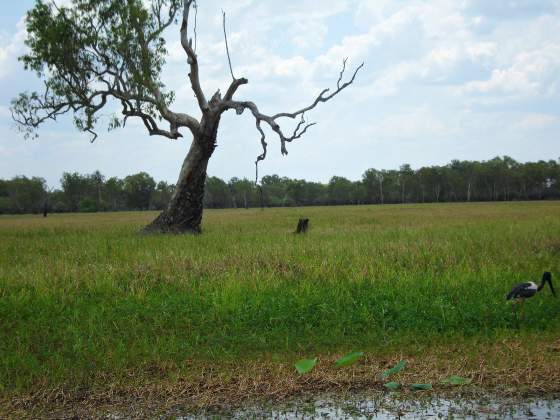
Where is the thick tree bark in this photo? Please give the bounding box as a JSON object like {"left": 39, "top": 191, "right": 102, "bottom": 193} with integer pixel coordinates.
{"left": 144, "top": 119, "right": 219, "bottom": 234}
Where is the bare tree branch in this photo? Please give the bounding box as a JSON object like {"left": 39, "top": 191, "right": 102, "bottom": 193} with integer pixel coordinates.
{"left": 193, "top": 1, "right": 198, "bottom": 52}
{"left": 273, "top": 62, "right": 364, "bottom": 120}
{"left": 224, "top": 77, "right": 248, "bottom": 101}
{"left": 220, "top": 60, "right": 364, "bottom": 182}
{"left": 222, "top": 10, "right": 236, "bottom": 81}
{"left": 181, "top": 0, "right": 208, "bottom": 112}
{"left": 254, "top": 120, "right": 267, "bottom": 184}
{"left": 337, "top": 57, "right": 348, "bottom": 90}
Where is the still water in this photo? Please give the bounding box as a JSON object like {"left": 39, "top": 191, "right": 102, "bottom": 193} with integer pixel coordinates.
{"left": 178, "top": 393, "right": 560, "bottom": 419}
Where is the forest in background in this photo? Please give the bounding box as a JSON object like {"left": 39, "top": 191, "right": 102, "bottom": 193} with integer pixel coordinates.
{"left": 1, "top": 156, "right": 559, "bottom": 214}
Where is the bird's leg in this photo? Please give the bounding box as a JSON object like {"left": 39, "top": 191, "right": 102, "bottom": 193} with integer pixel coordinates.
{"left": 511, "top": 299, "right": 523, "bottom": 329}
{"left": 520, "top": 299, "right": 526, "bottom": 322}
{"left": 512, "top": 299, "right": 521, "bottom": 313}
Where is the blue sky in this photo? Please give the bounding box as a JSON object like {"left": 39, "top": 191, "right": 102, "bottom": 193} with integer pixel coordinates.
{"left": 1, "top": 0, "right": 559, "bottom": 188}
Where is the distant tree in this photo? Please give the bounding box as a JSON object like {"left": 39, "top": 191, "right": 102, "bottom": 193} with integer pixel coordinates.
{"left": 0, "top": 180, "right": 9, "bottom": 214}
{"left": 2, "top": 156, "right": 559, "bottom": 215}
{"left": 79, "top": 197, "right": 98, "bottom": 213}
{"left": 228, "top": 178, "right": 255, "bottom": 209}
{"left": 5, "top": 176, "right": 47, "bottom": 214}
{"left": 350, "top": 180, "right": 366, "bottom": 205}
{"left": 286, "top": 179, "right": 307, "bottom": 206}
{"left": 61, "top": 172, "right": 91, "bottom": 211}
{"left": 104, "top": 177, "right": 125, "bottom": 211}
{"left": 398, "top": 164, "right": 414, "bottom": 204}
{"left": 152, "top": 181, "right": 174, "bottom": 210}
{"left": 362, "top": 169, "right": 385, "bottom": 204}
{"left": 91, "top": 170, "right": 105, "bottom": 211}
{"left": 545, "top": 160, "right": 560, "bottom": 198}
{"left": 328, "top": 176, "right": 353, "bottom": 205}
{"left": 204, "top": 177, "right": 230, "bottom": 209}
{"left": 304, "top": 181, "right": 328, "bottom": 206}
{"left": 48, "top": 189, "right": 67, "bottom": 213}
{"left": 261, "top": 175, "right": 288, "bottom": 207}
{"left": 123, "top": 172, "right": 156, "bottom": 210}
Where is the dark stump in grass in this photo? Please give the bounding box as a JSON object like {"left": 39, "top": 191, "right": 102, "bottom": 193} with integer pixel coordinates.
{"left": 296, "top": 218, "right": 309, "bottom": 234}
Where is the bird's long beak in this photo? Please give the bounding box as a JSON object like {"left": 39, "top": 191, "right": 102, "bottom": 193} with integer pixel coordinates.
{"left": 549, "top": 279, "right": 556, "bottom": 297}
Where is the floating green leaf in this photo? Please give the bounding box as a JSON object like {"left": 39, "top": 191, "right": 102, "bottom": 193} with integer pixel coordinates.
{"left": 441, "top": 375, "right": 471, "bottom": 386}
{"left": 379, "top": 360, "right": 407, "bottom": 380}
{"left": 295, "top": 358, "right": 317, "bottom": 374}
{"left": 335, "top": 351, "right": 364, "bottom": 368}
{"left": 410, "top": 383, "right": 432, "bottom": 391}
{"left": 384, "top": 381, "right": 401, "bottom": 391}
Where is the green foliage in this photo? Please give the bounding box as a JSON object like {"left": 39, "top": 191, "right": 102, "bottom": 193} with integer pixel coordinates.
{"left": 152, "top": 181, "right": 174, "bottom": 211}
{"left": 328, "top": 176, "right": 355, "bottom": 205}
{"left": 379, "top": 361, "right": 407, "bottom": 381}
{"left": 0, "top": 176, "right": 46, "bottom": 214}
{"left": 410, "top": 383, "right": 433, "bottom": 391}
{"left": 334, "top": 352, "right": 364, "bottom": 368}
{"left": 12, "top": 0, "right": 181, "bottom": 139}
{"left": 295, "top": 358, "right": 317, "bottom": 374}
{"left": 2, "top": 155, "right": 560, "bottom": 215}
{"left": 0, "top": 197, "right": 12, "bottom": 215}
{"left": 383, "top": 381, "right": 400, "bottom": 391}
{"left": 441, "top": 375, "right": 471, "bottom": 386}
{"left": 79, "top": 197, "right": 98, "bottom": 213}
{"left": 123, "top": 172, "right": 156, "bottom": 210}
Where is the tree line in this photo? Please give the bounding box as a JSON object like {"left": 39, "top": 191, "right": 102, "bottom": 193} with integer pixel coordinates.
{"left": 1, "top": 156, "right": 559, "bottom": 215}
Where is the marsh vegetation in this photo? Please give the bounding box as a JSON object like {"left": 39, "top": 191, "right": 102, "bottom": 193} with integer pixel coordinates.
{"left": 1, "top": 202, "right": 560, "bottom": 416}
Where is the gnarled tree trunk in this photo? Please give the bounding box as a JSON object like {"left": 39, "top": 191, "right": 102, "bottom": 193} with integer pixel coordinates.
{"left": 144, "top": 119, "right": 219, "bottom": 234}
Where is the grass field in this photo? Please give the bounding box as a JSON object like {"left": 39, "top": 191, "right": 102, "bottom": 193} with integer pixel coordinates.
{"left": 1, "top": 202, "right": 560, "bottom": 415}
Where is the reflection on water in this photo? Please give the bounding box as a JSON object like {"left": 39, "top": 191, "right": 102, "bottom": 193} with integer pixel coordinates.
{"left": 179, "top": 393, "right": 560, "bottom": 419}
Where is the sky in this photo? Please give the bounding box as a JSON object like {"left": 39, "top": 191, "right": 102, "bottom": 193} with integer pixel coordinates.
{"left": 0, "top": 0, "right": 559, "bottom": 188}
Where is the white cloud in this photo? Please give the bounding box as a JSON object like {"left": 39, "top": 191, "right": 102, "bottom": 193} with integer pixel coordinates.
{"left": 466, "top": 42, "right": 497, "bottom": 60}
{"left": 0, "top": 19, "right": 26, "bottom": 80}
{"left": 463, "top": 44, "right": 560, "bottom": 96}
{"left": 291, "top": 20, "right": 328, "bottom": 50}
{"left": 371, "top": 107, "right": 454, "bottom": 140}
{"left": 0, "top": 106, "right": 11, "bottom": 119}
{"left": 515, "top": 113, "right": 560, "bottom": 130}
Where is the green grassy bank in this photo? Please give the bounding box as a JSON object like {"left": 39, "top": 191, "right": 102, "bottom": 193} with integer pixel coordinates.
{"left": 1, "top": 202, "right": 560, "bottom": 396}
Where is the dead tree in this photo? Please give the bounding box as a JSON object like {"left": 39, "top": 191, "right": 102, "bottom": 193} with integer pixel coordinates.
{"left": 12, "top": 0, "right": 363, "bottom": 234}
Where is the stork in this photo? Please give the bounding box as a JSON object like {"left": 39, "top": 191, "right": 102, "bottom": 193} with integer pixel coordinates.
{"left": 506, "top": 272, "right": 556, "bottom": 320}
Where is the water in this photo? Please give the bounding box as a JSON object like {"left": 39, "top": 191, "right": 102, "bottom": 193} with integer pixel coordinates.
{"left": 176, "top": 393, "right": 560, "bottom": 419}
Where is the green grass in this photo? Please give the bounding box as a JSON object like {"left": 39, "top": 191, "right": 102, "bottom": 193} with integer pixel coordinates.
{"left": 1, "top": 202, "right": 560, "bottom": 393}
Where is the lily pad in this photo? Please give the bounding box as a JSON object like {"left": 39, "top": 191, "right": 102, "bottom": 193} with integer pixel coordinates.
{"left": 335, "top": 351, "right": 364, "bottom": 368}
{"left": 295, "top": 358, "right": 317, "bottom": 374}
{"left": 384, "top": 381, "right": 401, "bottom": 391}
{"left": 410, "top": 383, "right": 432, "bottom": 391}
{"left": 379, "top": 360, "right": 407, "bottom": 380}
{"left": 441, "top": 375, "right": 471, "bottom": 386}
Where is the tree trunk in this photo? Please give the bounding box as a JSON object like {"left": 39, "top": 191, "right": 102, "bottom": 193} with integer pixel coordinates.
{"left": 144, "top": 121, "right": 218, "bottom": 234}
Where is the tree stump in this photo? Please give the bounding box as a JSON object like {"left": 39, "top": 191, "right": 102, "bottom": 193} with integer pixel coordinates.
{"left": 295, "top": 218, "right": 309, "bottom": 234}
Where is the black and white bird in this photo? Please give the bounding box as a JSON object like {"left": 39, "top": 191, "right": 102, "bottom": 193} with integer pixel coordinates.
{"left": 507, "top": 272, "right": 556, "bottom": 301}
{"left": 506, "top": 272, "right": 555, "bottom": 320}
